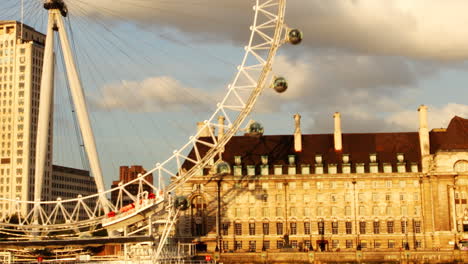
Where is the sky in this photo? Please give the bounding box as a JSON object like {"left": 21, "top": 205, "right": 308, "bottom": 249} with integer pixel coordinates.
{"left": 2, "top": 0, "right": 468, "bottom": 187}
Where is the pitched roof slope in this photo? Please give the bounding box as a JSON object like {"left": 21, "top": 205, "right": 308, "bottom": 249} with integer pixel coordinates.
{"left": 430, "top": 116, "right": 468, "bottom": 152}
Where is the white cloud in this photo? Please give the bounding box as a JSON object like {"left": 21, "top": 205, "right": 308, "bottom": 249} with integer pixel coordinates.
{"left": 69, "top": 0, "right": 468, "bottom": 60}
{"left": 387, "top": 103, "right": 468, "bottom": 131}
{"left": 90, "top": 76, "right": 214, "bottom": 112}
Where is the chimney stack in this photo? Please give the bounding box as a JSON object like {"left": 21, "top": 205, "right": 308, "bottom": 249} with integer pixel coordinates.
{"left": 418, "top": 105, "right": 430, "bottom": 157}
{"left": 334, "top": 112, "right": 343, "bottom": 152}
{"left": 218, "top": 116, "right": 225, "bottom": 140}
{"left": 294, "top": 114, "right": 302, "bottom": 152}
{"left": 197, "top": 122, "right": 211, "bottom": 137}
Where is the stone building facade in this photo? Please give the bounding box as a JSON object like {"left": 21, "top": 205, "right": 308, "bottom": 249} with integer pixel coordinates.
{"left": 0, "top": 21, "right": 52, "bottom": 219}
{"left": 176, "top": 106, "right": 468, "bottom": 253}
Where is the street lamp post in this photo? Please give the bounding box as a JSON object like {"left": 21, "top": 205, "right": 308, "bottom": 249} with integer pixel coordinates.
{"left": 215, "top": 179, "right": 221, "bottom": 252}
{"left": 352, "top": 180, "right": 360, "bottom": 250}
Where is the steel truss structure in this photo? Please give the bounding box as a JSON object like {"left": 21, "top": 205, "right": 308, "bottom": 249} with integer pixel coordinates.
{"left": 0, "top": 0, "right": 297, "bottom": 261}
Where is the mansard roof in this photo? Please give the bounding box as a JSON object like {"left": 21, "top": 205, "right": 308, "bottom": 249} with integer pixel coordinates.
{"left": 182, "top": 116, "right": 466, "bottom": 173}
{"left": 430, "top": 116, "right": 468, "bottom": 152}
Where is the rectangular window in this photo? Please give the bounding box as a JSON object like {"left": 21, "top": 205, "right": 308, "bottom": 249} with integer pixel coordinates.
{"left": 249, "top": 223, "right": 255, "bottom": 235}
{"left": 276, "top": 240, "right": 284, "bottom": 249}
{"left": 373, "top": 221, "right": 380, "bottom": 234}
{"left": 304, "top": 222, "right": 311, "bottom": 235}
{"left": 263, "top": 223, "right": 269, "bottom": 235}
{"left": 222, "top": 223, "right": 229, "bottom": 236}
{"left": 262, "top": 207, "right": 269, "bottom": 217}
{"left": 276, "top": 223, "right": 283, "bottom": 235}
{"left": 388, "top": 240, "right": 395, "bottom": 249}
{"left": 318, "top": 222, "right": 325, "bottom": 235}
{"left": 276, "top": 207, "right": 283, "bottom": 217}
{"left": 235, "top": 241, "right": 242, "bottom": 250}
{"left": 304, "top": 240, "right": 311, "bottom": 250}
{"left": 415, "top": 240, "right": 422, "bottom": 249}
{"left": 290, "top": 223, "right": 297, "bottom": 235}
{"left": 361, "top": 240, "right": 368, "bottom": 249}
{"left": 374, "top": 240, "right": 381, "bottom": 248}
{"left": 332, "top": 222, "right": 338, "bottom": 234}
{"left": 387, "top": 221, "right": 394, "bottom": 234}
{"left": 345, "top": 222, "right": 352, "bottom": 234}
{"left": 359, "top": 222, "right": 366, "bottom": 234}
{"left": 385, "top": 193, "right": 392, "bottom": 201}
{"left": 222, "top": 241, "right": 229, "bottom": 251}
{"left": 303, "top": 182, "right": 310, "bottom": 189}
{"left": 263, "top": 240, "right": 270, "bottom": 250}
{"left": 235, "top": 223, "right": 242, "bottom": 236}
{"left": 401, "top": 221, "right": 407, "bottom": 234}
{"left": 346, "top": 240, "right": 353, "bottom": 249}
{"left": 332, "top": 240, "right": 339, "bottom": 249}
{"left": 386, "top": 180, "right": 393, "bottom": 188}
{"left": 414, "top": 220, "right": 421, "bottom": 233}
{"left": 248, "top": 241, "right": 256, "bottom": 252}
{"left": 345, "top": 206, "right": 352, "bottom": 216}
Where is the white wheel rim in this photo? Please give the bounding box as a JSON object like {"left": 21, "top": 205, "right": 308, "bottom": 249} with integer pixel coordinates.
{"left": 0, "top": 0, "right": 288, "bottom": 238}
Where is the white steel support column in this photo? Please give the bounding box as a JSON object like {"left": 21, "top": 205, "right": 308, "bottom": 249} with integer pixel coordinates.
{"left": 55, "top": 14, "right": 109, "bottom": 212}
{"left": 33, "top": 11, "right": 56, "bottom": 220}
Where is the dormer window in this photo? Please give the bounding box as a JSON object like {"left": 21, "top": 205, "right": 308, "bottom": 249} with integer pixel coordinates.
{"left": 342, "top": 154, "right": 350, "bottom": 164}
{"left": 288, "top": 155, "right": 296, "bottom": 165}
{"left": 261, "top": 164, "right": 269, "bottom": 176}
{"left": 356, "top": 163, "right": 365, "bottom": 174}
{"left": 370, "top": 153, "right": 377, "bottom": 163}
{"left": 274, "top": 165, "right": 283, "bottom": 175}
{"left": 247, "top": 165, "right": 256, "bottom": 176}
{"left": 383, "top": 163, "right": 392, "bottom": 173}
{"left": 397, "top": 163, "right": 406, "bottom": 173}
{"left": 315, "top": 154, "right": 323, "bottom": 164}
{"left": 397, "top": 153, "right": 404, "bottom": 163}
{"left": 342, "top": 163, "right": 351, "bottom": 174}
{"left": 315, "top": 164, "right": 324, "bottom": 174}
{"left": 234, "top": 165, "right": 242, "bottom": 176}
{"left": 261, "top": 155, "right": 268, "bottom": 165}
{"left": 234, "top": 156, "right": 242, "bottom": 165}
